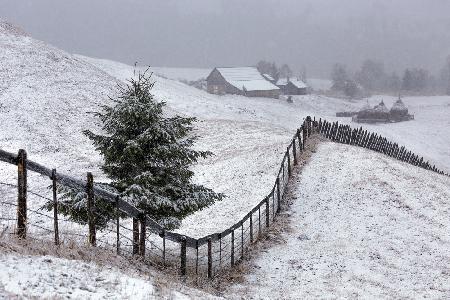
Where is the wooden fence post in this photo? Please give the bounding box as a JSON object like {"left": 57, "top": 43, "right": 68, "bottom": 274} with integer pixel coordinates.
{"left": 86, "top": 172, "right": 96, "bottom": 246}
{"left": 250, "top": 213, "right": 253, "bottom": 243}
{"left": 265, "top": 197, "right": 270, "bottom": 227}
{"left": 231, "top": 230, "right": 235, "bottom": 266}
{"left": 276, "top": 178, "right": 281, "bottom": 214}
{"left": 287, "top": 149, "right": 292, "bottom": 177}
{"left": 208, "top": 237, "right": 213, "bottom": 279}
{"left": 139, "top": 217, "right": 146, "bottom": 257}
{"left": 132, "top": 218, "right": 140, "bottom": 255}
{"left": 162, "top": 230, "right": 166, "bottom": 268}
{"left": 258, "top": 205, "right": 261, "bottom": 237}
{"left": 219, "top": 233, "right": 222, "bottom": 267}
{"left": 296, "top": 129, "right": 303, "bottom": 152}
{"left": 180, "top": 236, "right": 187, "bottom": 276}
{"left": 241, "top": 222, "right": 244, "bottom": 258}
{"left": 51, "top": 169, "right": 59, "bottom": 245}
{"left": 116, "top": 197, "right": 120, "bottom": 255}
{"left": 17, "top": 149, "right": 27, "bottom": 239}
{"left": 292, "top": 139, "right": 298, "bottom": 165}
{"left": 195, "top": 240, "right": 199, "bottom": 275}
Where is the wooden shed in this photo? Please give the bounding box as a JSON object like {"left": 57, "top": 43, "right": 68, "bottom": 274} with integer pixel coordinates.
{"left": 206, "top": 67, "right": 280, "bottom": 99}
{"left": 276, "top": 78, "right": 308, "bottom": 95}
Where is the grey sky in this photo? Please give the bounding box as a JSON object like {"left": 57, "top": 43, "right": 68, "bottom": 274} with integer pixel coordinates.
{"left": 1, "top": 0, "right": 450, "bottom": 77}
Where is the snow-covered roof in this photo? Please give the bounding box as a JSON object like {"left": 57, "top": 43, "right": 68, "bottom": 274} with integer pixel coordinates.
{"left": 276, "top": 78, "right": 308, "bottom": 89}
{"left": 262, "top": 73, "right": 274, "bottom": 81}
{"left": 360, "top": 101, "right": 372, "bottom": 112}
{"left": 216, "top": 67, "right": 279, "bottom": 91}
{"left": 373, "top": 101, "right": 389, "bottom": 113}
{"left": 289, "top": 79, "right": 308, "bottom": 89}
{"left": 391, "top": 98, "right": 408, "bottom": 112}
{"left": 276, "top": 78, "right": 288, "bottom": 86}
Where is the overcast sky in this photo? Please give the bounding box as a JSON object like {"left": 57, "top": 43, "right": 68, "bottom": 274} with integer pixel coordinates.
{"left": 1, "top": 0, "right": 450, "bottom": 77}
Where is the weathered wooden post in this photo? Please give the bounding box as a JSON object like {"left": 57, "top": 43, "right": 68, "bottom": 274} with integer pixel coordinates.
{"left": 195, "top": 240, "right": 199, "bottom": 275}
{"left": 287, "top": 149, "right": 292, "bottom": 177}
{"left": 250, "top": 213, "right": 254, "bottom": 243}
{"left": 162, "top": 230, "right": 166, "bottom": 268}
{"left": 241, "top": 222, "right": 244, "bottom": 258}
{"left": 132, "top": 218, "right": 140, "bottom": 255}
{"left": 296, "top": 129, "right": 303, "bottom": 152}
{"left": 180, "top": 236, "right": 187, "bottom": 276}
{"left": 207, "top": 237, "right": 213, "bottom": 279}
{"left": 231, "top": 230, "right": 235, "bottom": 266}
{"left": 139, "top": 217, "right": 146, "bottom": 256}
{"left": 86, "top": 172, "right": 96, "bottom": 246}
{"left": 265, "top": 197, "right": 270, "bottom": 227}
{"left": 292, "top": 139, "right": 298, "bottom": 165}
{"left": 258, "top": 205, "right": 261, "bottom": 237}
{"left": 17, "top": 149, "right": 27, "bottom": 239}
{"left": 276, "top": 178, "right": 281, "bottom": 214}
{"left": 218, "top": 233, "right": 222, "bottom": 267}
{"left": 51, "top": 169, "right": 59, "bottom": 245}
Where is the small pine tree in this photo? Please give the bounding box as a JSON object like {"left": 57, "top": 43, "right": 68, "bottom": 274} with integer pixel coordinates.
{"left": 82, "top": 70, "right": 223, "bottom": 229}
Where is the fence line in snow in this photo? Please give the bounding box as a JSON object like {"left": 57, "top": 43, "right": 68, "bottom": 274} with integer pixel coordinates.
{"left": 317, "top": 119, "right": 449, "bottom": 177}
{"left": 0, "top": 116, "right": 448, "bottom": 281}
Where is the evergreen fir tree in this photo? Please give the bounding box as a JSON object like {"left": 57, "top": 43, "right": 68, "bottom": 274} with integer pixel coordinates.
{"left": 82, "top": 70, "right": 223, "bottom": 229}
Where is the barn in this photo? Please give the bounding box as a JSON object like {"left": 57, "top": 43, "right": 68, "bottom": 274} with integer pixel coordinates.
{"left": 276, "top": 78, "right": 308, "bottom": 95}
{"left": 206, "top": 67, "right": 280, "bottom": 99}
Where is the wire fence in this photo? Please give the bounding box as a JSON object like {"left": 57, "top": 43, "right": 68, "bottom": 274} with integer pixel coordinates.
{"left": 0, "top": 116, "right": 447, "bottom": 280}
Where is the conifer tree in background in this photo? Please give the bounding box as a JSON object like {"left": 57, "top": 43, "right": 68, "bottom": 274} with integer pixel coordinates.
{"left": 84, "top": 70, "right": 223, "bottom": 229}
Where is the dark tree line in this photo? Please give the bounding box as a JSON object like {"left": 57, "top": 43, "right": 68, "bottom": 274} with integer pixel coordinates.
{"left": 331, "top": 56, "right": 450, "bottom": 96}
{"left": 256, "top": 60, "right": 293, "bottom": 81}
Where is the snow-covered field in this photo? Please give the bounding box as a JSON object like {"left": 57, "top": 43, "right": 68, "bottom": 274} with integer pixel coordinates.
{"left": 2, "top": 19, "right": 450, "bottom": 299}
{"left": 0, "top": 254, "right": 156, "bottom": 299}
{"left": 0, "top": 251, "right": 222, "bottom": 299}
{"left": 1, "top": 19, "right": 449, "bottom": 239}
{"left": 228, "top": 142, "right": 450, "bottom": 299}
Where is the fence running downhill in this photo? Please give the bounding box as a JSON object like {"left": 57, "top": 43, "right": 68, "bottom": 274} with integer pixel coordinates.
{"left": 0, "top": 116, "right": 448, "bottom": 281}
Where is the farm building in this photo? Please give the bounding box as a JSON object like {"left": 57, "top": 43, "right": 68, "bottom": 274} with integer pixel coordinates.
{"left": 390, "top": 97, "right": 412, "bottom": 121}
{"left": 262, "top": 73, "right": 276, "bottom": 83}
{"left": 352, "top": 98, "right": 414, "bottom": 123}
{"left": 276, "top": 78, "right": 308, "bottom": 95}
{"left": 206, "top": 67, "right": 280, "bottom": 99}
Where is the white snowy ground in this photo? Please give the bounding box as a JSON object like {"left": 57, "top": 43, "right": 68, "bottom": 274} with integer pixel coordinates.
{"left": 338, "top": 95, "right": 450, "bottom": 175}
{"left": 0, "top": 253, "right": 222, "bottom": 299}
{"left": 2, "top": 20, "right": 450, "bottom": 238}
{"left": 0, "top": 254, "right": 155, "bottom": 299}
{"left": 2, "top": 19, "right": 450, "bottom": 299}
{"left": 228, "top": 142, "right": 450, "bottom": 299}
{"left": 82, "top": 55, "right": 450, "bottom": 237}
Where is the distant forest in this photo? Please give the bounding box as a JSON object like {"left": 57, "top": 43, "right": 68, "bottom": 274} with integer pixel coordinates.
{"left": 330, "top": 57, "right": 450, "bottom": 98}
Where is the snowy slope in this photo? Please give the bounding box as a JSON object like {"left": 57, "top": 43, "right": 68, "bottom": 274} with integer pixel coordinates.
{"left": 0, "top": 253, "right": 222, "bottom": 299}
{"left": 348, "top": 95, "right": 450, "bottom": 174}
{"left": 80, "top": 56, "right": 450, "bottom": 237}
{"left": 0, "top": 21, "right": 221, "bottom": 300}
{"left": 1, "top": 18, "right": 448, "bottom": 240}
{"left": 0, "top": 20, "right": 119, "bottom": 178}
{"left": 228, "top": 142, "right": 450, "bottom": 299}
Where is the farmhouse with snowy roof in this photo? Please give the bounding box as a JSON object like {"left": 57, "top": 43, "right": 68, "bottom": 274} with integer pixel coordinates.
{"left": 206, "top": 67, "right": 280, "bottom": 99}
{"left": 276, "top": 78, "right": 308, "bottom": 95}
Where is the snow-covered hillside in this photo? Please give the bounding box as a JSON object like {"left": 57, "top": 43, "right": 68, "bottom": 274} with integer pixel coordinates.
{"left": 2, "top": 18, "right": 450, "bottom": 299}
{"left": 0, "top": 251, "right": 222, "bottom": 299}
{"left": 79, "top": 56, "right": 450, "bottom": 237}
{"left": 0, "top": 21, "right": 120, "bottom": 178}
{"left": 2, "top": 17, "right": 449, "bottom": 240}
{"left": 228, "top": 142, "right": 450, "bottom": 299}
{"left": 0, "top": 20, "right": 221, "bottom": 300}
